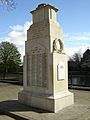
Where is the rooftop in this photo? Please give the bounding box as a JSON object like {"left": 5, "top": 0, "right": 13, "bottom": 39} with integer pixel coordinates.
{"left": 31, "top": 3, "right": 58, "bottom": 13}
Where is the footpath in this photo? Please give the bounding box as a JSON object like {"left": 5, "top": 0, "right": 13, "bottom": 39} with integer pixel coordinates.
{"left": 0, "top": 82, "right": 90, "bottom": 120}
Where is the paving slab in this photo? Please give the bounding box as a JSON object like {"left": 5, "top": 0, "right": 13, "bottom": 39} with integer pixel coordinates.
{"left": 0, "top": 82, "right": 90, "bottom": 120}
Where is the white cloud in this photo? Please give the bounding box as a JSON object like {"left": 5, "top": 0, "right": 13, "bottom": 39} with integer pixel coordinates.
{"left": 65, "top": 47, "right": 78, "bottom": 57}
{"left": 9, "top": 21, "right": 32, "bottom": 60}
{"left": 9, "top": 22, "right": 32, "bottom": 32}
{"left": 64, "top": 32, "right": 90, "bottom": 58}
{"left": 8, "top": 31, "right": 26, "bottom": 46}
{"left": 64, "top": 32, "right": 90, "bottom": 41}
{"left": 0, "top": 21, "right": 32, "bottom": 61}
{"left": 10, "top": 25, "right": 24, "bottom": 31}
{"left": 65, "top": 45, "right": 90, "bottom": 59}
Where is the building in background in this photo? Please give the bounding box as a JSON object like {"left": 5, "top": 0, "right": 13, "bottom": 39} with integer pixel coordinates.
{"left": 81, "top": 49, "right": 90, "bottom": 68}
{"left": 68, "top": 48, "right": 90, "bottom": 87}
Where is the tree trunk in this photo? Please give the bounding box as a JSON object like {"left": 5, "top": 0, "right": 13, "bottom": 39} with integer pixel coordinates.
{"left": 3, "top": 66, "right": 6, "bottom": 80}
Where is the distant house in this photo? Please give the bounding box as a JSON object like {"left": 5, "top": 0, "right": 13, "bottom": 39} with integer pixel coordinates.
{"left": 68, "top": 49, "right": 90, "bottom": 87}
{"left": 81, "top": 49, "right": 90, "bottom": 68}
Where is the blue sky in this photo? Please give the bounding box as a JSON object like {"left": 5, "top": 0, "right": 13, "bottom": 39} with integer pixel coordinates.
{"left": 0, "top": 0, "right": 90, "bottom": 60}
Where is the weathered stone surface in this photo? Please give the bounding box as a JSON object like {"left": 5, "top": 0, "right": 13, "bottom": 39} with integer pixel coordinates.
{"left": 18, "top": 3, "right": 74, "bottom": 112}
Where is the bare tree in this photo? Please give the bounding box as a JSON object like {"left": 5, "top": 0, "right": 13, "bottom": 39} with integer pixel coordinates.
{"left": 71, "top": 52, "right": 82, "bottom": 71}
{"left": 72, "top": 52, "right": 81, "bottom": 64}
{"left": 0, "top": 0, "right": 16, "bottom": 9}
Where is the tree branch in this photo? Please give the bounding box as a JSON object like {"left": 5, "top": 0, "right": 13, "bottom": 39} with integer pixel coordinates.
{"left": 0, "top": 0, "right": 16, "bottom": 10}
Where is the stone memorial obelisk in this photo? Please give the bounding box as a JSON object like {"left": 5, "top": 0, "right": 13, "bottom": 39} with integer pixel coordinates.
{"left": 18, "top": 3, "right": 74, "bottom": 112}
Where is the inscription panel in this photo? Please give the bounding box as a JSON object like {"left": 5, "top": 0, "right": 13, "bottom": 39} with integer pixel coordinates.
{"left": 57, "top": 62, "right": 65, "bottom": 80}
{"left": 27, "top": 44, "right": 47, "bottom": 88}
{"left": 30, "top": 53, "right": 47, "bottom": 87}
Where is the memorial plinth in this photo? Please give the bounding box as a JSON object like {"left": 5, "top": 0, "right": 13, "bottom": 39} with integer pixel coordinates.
{"left": 18, "top": 3, "right": 74, "bottom": 112}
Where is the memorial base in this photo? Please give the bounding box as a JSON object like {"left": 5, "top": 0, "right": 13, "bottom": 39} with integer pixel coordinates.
{"left": 18, "top": 90, "right": 74, "bottom": 113}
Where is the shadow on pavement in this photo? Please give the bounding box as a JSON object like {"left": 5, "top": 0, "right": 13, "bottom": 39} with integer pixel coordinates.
{"left": 0, "top": 110, "right": 30, "bottom": 120}
{"left": 0, "top": 100, "right": 50, "bottom": 120}
{"left": 0, "top": 100, "right": 49, "bottom": 113}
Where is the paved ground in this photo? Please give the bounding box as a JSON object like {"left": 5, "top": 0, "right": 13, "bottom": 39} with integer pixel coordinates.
{"left": 0, "top": 82, "right": 90, "bottom": 120}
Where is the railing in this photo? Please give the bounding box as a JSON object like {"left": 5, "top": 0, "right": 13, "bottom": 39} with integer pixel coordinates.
{"left": 69, "top": 75, "right": 90, "bottom": 87}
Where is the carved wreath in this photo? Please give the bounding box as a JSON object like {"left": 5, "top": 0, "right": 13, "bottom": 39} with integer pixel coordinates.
{"left": 53, "top": 39, "right": 64, "bottom": 53}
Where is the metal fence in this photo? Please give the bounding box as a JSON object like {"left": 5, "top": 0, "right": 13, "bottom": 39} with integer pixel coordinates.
{"left": 69, "top": 75, "right": 90, "bottom": 87}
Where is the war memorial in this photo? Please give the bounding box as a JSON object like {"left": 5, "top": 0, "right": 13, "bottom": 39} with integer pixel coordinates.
{"left": 18, "top": 3, "right": 74, "bottom": 113}
{"left": 0, "top": 3, "right": 90, "bottom": 120}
